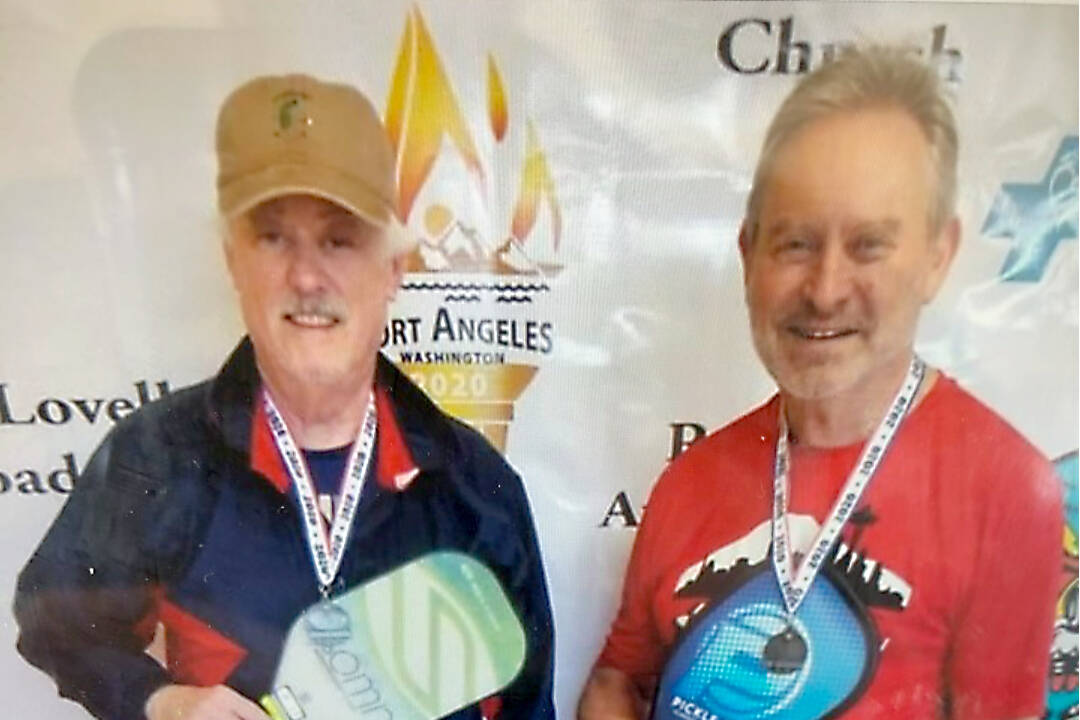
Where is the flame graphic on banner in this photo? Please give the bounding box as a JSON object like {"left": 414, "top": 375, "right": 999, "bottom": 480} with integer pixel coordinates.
{"left": 511, "top": 121, "right": 562, "bottom": 252}
{"left": 386, "top": 6, "right": 563, "bottom": 276}
{"left": 488, "top": 54, "right": 508, "bottom": 143}
{"left": 385, "top": 7, "right": 567, "bottom": 452}
{"left": 386, "top": 7, "right": 485, "bottom": 223}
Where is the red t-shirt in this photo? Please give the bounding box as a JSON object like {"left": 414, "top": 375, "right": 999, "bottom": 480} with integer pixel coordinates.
{"left": 598, "top": 375, "right": 1062, "bottom": 719}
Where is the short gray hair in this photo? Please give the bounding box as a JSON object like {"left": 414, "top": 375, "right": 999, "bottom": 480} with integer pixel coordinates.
{"left": 745, "top": 45, "right": 958, "bottom": 237}
{"left": 218, "top": 203, "right": 415, "bottom": 260}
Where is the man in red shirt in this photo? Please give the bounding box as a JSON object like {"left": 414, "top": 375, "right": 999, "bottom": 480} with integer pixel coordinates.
{"left": 579, "top": 46, "right": 1062, "bottom": 720}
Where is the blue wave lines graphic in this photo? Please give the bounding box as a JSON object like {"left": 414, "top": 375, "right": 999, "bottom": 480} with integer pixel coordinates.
{"left": 402, "top": 281, "right": 550, "bottom": 293}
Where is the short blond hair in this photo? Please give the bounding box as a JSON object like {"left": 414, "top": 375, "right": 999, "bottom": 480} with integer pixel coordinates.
{"left": 745, "top": 45, "right": 958, "bottom": 237}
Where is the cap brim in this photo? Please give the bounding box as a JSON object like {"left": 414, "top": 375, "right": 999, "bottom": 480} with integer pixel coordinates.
{"left": 219, "top": 163, "right": 416, "bottom": 252}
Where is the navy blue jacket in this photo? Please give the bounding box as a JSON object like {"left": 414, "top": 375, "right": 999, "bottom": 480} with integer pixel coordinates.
{"left": 15, "top": 339, "right": 555, "bottom": 719}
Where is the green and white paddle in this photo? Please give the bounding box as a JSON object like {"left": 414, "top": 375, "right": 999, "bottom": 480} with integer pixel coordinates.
{"left": 260, "top": 551, "right": 526, "bottom": 720}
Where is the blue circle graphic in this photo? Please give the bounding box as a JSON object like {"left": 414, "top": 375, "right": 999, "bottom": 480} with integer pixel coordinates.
{"left": 654, "top": 567, "right": 875, "bottom": 720}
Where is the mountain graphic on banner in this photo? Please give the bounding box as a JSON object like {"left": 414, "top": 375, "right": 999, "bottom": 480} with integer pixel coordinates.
{"left": 385, "top": 7, "right": 563, "bottom": 276}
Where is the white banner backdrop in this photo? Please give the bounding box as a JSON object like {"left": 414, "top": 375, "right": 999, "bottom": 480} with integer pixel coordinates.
{"left": 1, "top": 1, "right": 1076, "bottom": 718}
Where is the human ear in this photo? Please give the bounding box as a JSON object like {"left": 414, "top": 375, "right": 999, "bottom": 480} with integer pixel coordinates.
{"left": 922, "top": 216, "right": 960, "bottom": 303}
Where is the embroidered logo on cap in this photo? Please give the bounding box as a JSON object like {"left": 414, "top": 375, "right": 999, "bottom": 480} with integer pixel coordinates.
{"left": 274, "top": 91, "right": 312, "bottom": 138}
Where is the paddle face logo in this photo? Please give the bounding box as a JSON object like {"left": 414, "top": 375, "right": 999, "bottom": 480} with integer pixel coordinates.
{"left": 301, "top": 602, "right": 391, "bottom": 717}
{"left": 663, "top": 573, "right": 875, "bottom": 720}
{"left": 381, "top": 7, "right": 566, "bottom": 453}
{"left": 667, "top": 601, "right": 814, "bottom": 720}
{"left": 655, "top": 513, "right": 911, "bottom": 720}
{"left": 269, "top": 552, "right": 525, "bottom": 720}
{"left": 386, "top": 563, "right": 482, "bottom": 708}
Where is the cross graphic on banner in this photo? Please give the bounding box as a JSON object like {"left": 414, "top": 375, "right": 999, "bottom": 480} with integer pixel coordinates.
{"left": 981, "top": 136, "right": 1078, "bottom": 283}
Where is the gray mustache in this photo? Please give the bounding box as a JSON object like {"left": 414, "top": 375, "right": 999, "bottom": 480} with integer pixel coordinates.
{"left": 284, "top": 297, "right": 343, "bottom": 320}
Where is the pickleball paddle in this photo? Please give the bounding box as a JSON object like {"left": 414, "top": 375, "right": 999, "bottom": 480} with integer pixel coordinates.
{"left": 261, "top": 551, "right": 526, "bottom": 720}
{"left": 650, "top": 566, "right": 876, "bottom": 720}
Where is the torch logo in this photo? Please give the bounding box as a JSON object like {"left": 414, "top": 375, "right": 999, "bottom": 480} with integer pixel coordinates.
{"left": 381, "top": 7, "right": 565, "bottom": 452}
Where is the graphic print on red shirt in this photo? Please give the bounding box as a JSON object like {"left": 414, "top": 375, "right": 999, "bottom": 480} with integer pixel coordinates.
{"left": 599, "top": 376, "right": 1062, "bottom": 719}
{"left": 653, "top": 511, "right": 913, "bottom": 719}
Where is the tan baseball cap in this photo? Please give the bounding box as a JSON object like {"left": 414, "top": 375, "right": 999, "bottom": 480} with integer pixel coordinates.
{"left": 216, "top": 73, "right": 413, "bottom": 251}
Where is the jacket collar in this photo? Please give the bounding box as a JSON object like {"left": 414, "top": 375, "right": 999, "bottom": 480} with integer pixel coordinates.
{"left": 208, "top": 338, "right": 451, "bottom": 493}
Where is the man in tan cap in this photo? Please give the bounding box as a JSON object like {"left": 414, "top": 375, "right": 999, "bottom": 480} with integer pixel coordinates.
{"left": 15, "top": 74, "right": 555, "bottom": 720}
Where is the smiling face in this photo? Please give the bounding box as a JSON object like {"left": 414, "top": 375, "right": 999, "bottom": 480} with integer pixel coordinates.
{"left": 225, "top": 194, "right": 404, "bottom": 396}
{"left": 741, "top": 106, "right": 958, "bottom": 403}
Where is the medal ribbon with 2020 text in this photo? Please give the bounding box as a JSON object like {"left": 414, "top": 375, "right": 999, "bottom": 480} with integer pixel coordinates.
{"left": 770, "top": 356, "right": 925, "bottom": 616}
{"left": 263, "top": 389, "right": 377, "bottom": 597}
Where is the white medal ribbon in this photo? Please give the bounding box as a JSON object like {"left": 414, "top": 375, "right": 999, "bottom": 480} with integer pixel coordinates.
{"left": 263, "top": 389, "right": 377, "bottom": 596}
{"left": 771, "top": 356, "right": 925, "bottom": 616}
